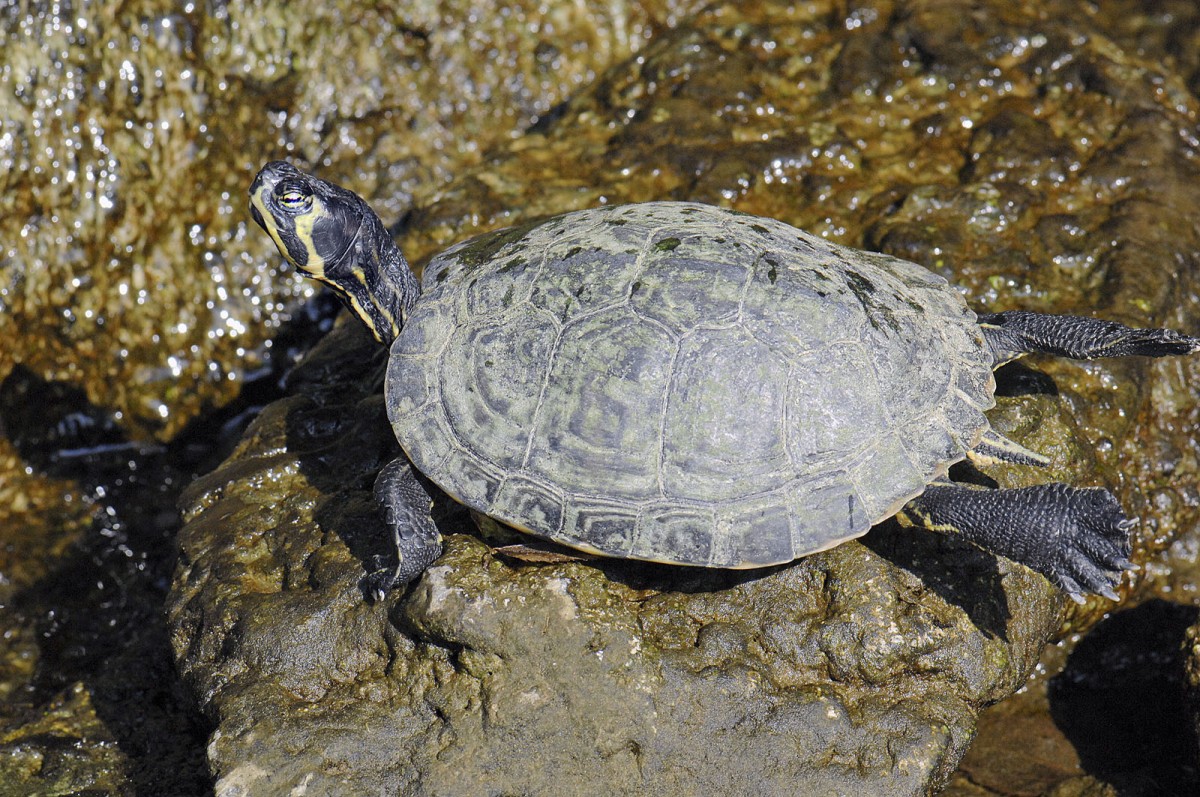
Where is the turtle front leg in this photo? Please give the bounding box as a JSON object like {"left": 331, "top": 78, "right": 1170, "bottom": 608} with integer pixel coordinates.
{"left": 979, "top": 310, "right": 1200, "bottom": 366}
{"left": 898, "top": 482, "right": 1134, "bottom": 602}
{"left": 364, "top": 457, "right": 443, "bottom": 600}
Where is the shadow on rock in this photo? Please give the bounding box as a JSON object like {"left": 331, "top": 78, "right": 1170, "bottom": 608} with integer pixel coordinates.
{"left": 277, "top": 322, "right": 448, "bottom": 599}
{"left": 593, "top": 556, "right": 783, "bottom": 595}
{"left": 993, "top": 360, "right": 1060, "bottom": 398}
{"left": 1049, "top": 599, "right": 1200, "bottom": 796}
{"left": 0, "top": 365, "right": 214, "bottom": 796}
{"left": 860, "top": 519, "right": 1012, "bottom": 640}
{"left": 0, "top": 363, "right": 163, "bottom": 479}
{"left": 0, "top": 294, "right": 341, "bottom": 795}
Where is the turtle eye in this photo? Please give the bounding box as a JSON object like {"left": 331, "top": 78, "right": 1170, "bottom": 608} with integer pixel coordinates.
{"left": 275, "top": 183, "right": 313, "bottom": 214}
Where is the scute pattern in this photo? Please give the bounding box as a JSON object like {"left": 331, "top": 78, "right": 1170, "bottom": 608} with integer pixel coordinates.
{"left": 528, "top": 307, "right": 673, "bottom": 500}
{"left": 387, "top": 202, "right": 995, "bottom": 567}
{"left": 661, "top": 328, "right": 791, "bottom": 502}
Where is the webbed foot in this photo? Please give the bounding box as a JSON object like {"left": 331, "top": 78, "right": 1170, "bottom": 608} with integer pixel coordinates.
{"left": 1034, "top": 485, "right": 1134, "bottom": 603}
{"left": 902, "top": 482, "right": 1135, "bottom": 602}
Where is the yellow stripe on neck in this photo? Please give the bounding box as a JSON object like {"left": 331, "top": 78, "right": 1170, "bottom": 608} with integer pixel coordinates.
{"left": 251, "top": 183, "right": 401, "bottom": 343}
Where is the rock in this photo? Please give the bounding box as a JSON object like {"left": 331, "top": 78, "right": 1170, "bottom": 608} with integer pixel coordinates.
{"left": 0, "top": 0, "right": 674, "bottom": 440}
{"left": 172, "top": 326, "right": 1059, "bottom": 796}
{"left": 167, "top": 1, "right": 1200, "bottom": 795}
{"left": 0, "top": 1, "right": 676, "bottom": 792}
{"left": 0, "top": 682, "right": 130, "bottom": 793}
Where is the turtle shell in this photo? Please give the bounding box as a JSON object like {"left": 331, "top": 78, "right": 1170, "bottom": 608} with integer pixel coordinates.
{"left": 385, "top": 202, "right": 995, "bottom": 568}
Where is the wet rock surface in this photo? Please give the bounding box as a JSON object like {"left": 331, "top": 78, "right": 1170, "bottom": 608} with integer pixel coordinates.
{"left": 0, "top": 0, "right": 674, "bottom": 792}
{"left": 2, "top": 0, "right": 1199, "bottom": 794}
{"left": 168, "top": 1, "right": 1200, "bottom": 795}
{"left": 173, "top": 323, "right": 1063, "bottom": 796}
{"left": 0, "top": 0, "right": 677, "bottom": 441}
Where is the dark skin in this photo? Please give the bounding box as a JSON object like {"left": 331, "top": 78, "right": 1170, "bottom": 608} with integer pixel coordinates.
{"left": 250, "top": 161, "right": 1200, "bottom": 602}
{"left": 903, "top": 310, "right": 1198, "bottom": 601}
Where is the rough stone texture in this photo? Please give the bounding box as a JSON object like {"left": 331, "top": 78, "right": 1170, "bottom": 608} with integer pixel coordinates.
{"left": 0, "top": 0, "right": 680, "bottom": 440}
{"left": 169, "top": 2, "right": 1200, "bottom": 794}
{"left": 0, "top": 0, "right": 682, "bottom": 792}
{"left": 174, "top": 323, "right": 1067, "bottom": 797}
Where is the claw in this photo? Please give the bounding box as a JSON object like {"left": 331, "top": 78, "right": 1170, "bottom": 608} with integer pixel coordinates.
{"left": 1056, "top": 573, "right": 1086, "bottom": 603}
{"left": 907, "top": 482, "right": 1139, "bottom": 600}
{"left": 361, "top": 567, "right": 399, "bottom": 603}
{"left": 1072, "top": 557, "right": 1114, "bottom": 594}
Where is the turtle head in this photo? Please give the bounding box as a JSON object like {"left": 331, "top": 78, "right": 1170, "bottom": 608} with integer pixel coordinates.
{"left": 249, "top": 161, "right": 418, "bottom": 345}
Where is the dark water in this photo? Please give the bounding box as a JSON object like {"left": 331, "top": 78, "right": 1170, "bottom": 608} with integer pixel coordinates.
{"left": 0, "top": 293, "right": 341, "bottom": 794}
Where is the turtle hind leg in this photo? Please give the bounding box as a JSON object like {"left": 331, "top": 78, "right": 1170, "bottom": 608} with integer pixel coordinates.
{"left": 898, "top": 482, "right": 1134, "bottom": 602}
{"left": 364, "top": 457, "right": 443, "bottom": 600}
{"left": 978, "top": 310, "right": 1200, "bottom": 366}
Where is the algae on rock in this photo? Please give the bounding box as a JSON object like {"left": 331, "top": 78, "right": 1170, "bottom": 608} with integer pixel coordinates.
{"left": 171, "top": 2, "right": 1200, "bottom": 794}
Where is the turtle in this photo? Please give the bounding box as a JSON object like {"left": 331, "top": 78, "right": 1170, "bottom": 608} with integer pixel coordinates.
{"left": 249, "top": 161, "right": 1200, "bottom": 602}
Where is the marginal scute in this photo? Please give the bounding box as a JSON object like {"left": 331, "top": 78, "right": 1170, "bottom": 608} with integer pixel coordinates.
{"left": 384, "top": 349, "right": 435, "bottom": 420}
{"left": 715, "top": 498, "right": 797, "bottom": 567}
{"left": 394, "top": 201, "right": 994, "bottom": 567}
{"left": 438, "top": 453, "right": 504, "bottom": 509}
{"left": 565, "top": 503, "right": 640, "bottom": 558}
{"left": 634, "top": 505, "right": 715, "bottom": 563}
{"left": 941, "top": 394, "right": 991, "bottom": 449}
{"left": 492, "top": 475, "right": 566, "bottom": 535}
{"left": 906, "top": 419, "right": 964, "bottom": 474}
{"left": 787, "top": 472, "right": 869, "bottom": 552}
{"left": 390, "top": 398, "right": 457, "bottom": 479}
